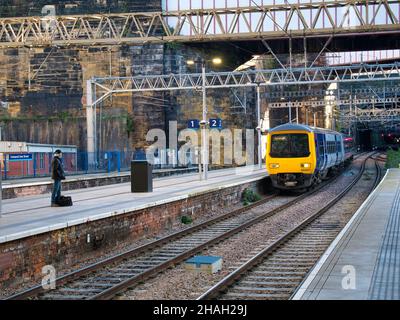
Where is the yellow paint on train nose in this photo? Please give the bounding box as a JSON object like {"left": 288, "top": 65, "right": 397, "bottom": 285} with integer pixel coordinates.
{"left": 266, "top": 130, "right": 317, "bottom": 175}
{"left": 267, "top": 158, "right": 313, "bottom": 174}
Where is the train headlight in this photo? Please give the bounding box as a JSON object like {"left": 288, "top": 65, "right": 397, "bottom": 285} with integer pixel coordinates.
{"left": 301, "top": 163, "right": 311, "bottom": 169}
{"left": 269, "top": 163, "right": 280, "bottom": 169}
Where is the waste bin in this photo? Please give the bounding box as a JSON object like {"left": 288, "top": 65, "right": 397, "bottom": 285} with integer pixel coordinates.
{"left": 131, "top": 160, "right": 153, "bottom": 192}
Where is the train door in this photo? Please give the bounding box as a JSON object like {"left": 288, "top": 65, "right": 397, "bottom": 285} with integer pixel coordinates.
{"left": 335, "top": 135, "right": 343, "bottom": 164}
{"left": 334, "top": 135, "right": 339, "bottom": 165}
{"left": 316, "top": 134, "right": 325, "bottom": 171}
{"left": 322, "top": 134, "right": 328, "bottom": 170}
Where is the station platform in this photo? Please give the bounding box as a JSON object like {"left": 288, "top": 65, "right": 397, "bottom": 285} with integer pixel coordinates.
{"left": 293, "top": 168, "right": 400, "bottom": 300}
{"left": 1, "top": 167, "right": 198, "bottom": 199}
{"left": 0, "top": 165, "right": 267, "bottom": 244}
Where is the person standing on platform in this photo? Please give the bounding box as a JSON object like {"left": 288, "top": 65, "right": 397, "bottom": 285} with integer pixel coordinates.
{"left": 51, "top": 149, "right": 66, "bottom": 207}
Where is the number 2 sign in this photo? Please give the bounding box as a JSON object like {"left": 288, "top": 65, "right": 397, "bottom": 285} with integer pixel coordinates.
{"left": 209, "top": 118, "right": 222, "bottom": 129}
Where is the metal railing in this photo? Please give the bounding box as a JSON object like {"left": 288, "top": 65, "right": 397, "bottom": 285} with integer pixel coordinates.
{"left": 0, "top": 149, "right": 199, "bottom": 180}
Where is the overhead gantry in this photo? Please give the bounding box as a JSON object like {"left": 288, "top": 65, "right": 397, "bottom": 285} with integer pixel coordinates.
{"left": 84, "top": 62, "right": 400, "bottom": 159}
{"left": 89, "top": 62, "right": 400, "bottom": 105}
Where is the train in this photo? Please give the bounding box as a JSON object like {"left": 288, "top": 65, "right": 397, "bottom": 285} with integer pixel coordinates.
{"left": 265, "top": 123, "right": 354, "bottom": 190}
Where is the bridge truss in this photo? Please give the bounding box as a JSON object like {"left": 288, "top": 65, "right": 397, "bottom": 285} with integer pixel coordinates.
{"left": 268, "top": 97, "right": 400, "bottom": 126}
{"left": 0, "top": 0, "right": 399, "bottom": 47}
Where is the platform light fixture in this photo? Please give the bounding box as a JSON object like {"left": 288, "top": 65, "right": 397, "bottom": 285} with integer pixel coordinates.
{"left": 212, "top": 57, "right": 222, "bottom": 65}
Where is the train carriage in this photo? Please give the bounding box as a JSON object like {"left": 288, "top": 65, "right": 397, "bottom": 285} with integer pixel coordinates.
{"left": 266, "top": 123, "right": 349, "bottom": 190}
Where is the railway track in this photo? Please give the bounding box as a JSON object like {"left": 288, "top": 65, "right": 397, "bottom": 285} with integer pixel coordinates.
{"left": 198, "top": 155, "right": 382, "bottom": 300}
{"left": 6, "top": 153, "right": 371, "bottom": 300}
{"left": 5, "top": 158, "right": 356, "bottom": 300}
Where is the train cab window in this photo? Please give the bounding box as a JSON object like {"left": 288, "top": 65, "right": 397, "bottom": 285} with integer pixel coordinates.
{"left": 270, "top": 134, "right": 310, "bottom": 158}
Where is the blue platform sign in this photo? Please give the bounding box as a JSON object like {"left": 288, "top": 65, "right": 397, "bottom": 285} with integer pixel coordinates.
{"left": 9, "top": 153, "right": 33, "bottom": 161}
{"left": 209, "top": 118, "right": 222, "bottom": 129}
{"left": 188, "top": 119, "right": 200, "bottom": 129}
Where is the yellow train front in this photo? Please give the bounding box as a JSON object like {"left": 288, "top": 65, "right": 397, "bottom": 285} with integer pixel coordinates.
{"left": 266, "top": 123, "right": 346, "bottom": 190}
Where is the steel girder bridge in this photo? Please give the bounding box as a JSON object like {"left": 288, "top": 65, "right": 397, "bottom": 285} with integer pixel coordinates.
{"left": 0, "top": 0, "right": 399, "bottom": 48}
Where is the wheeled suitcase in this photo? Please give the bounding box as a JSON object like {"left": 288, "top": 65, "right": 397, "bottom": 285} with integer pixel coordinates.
{"left": 56, "top": 195, "right": 73, "bottom": 206}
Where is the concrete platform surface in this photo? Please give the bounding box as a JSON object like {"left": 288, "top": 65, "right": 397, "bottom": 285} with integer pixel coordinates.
{"left": 293, "top": 168, "right": 400, "bottom": 300}
{"left": 0, "top": 166, "right": 267, "bottom": 244}
{"left": 1, "top": 167, "right": 200, "bottom": 200}
{"left": 1, "top": 171, "right": 129, "bottom": 188}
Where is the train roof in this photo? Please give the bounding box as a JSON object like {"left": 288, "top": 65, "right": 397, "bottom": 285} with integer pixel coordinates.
{"left": 268, "top": 123, "right": 340, "bottom": 135}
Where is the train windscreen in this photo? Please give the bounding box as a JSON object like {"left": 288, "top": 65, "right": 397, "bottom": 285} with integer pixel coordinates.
{"left": 270, "top": 134, "right": 310, "bottom": 158}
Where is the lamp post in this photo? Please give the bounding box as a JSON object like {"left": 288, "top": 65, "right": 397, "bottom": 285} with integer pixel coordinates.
{"left": 0, "top": 155, "right": 2, "bottom": 217}
{"left": 255, "top": 83, "right": 262, "bottom": 169}
{"left": 187, "top": 57, "right": 222, "bottom": 181}
{"left": 18, "top": 143, "right": 23, "bottom": 177}
{"left": 201, "top": 60, "right": 208, "bottom": 180}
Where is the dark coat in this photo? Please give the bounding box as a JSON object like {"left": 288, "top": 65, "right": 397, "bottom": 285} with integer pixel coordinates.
{"left": 51, "top": 156, "right": 66, "bottom": 180}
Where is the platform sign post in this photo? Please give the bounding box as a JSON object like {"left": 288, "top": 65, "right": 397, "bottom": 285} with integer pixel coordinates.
{"left": 188, "top": 120, "right": 202, "bottom": 180}
{"left": 196, "top": 147, "right": 202, "bottom": 181}
{"left": 256, "top": 84, "right": 262, "bottom": 169}
{"left": 201, "top": 63, "right": 209, "bottom": 181}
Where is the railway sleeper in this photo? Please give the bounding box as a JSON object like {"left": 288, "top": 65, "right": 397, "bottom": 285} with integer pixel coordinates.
{"left": 255, "top": 266, "right": 311, "bottom": 272}
{"left": 245, "top": 275, "right": 303, "bottom": 282}
{"left": 240, "top": 280, "right": 297, "bottom": 288}
{"left": 230, "top": 286, "right": 293, "bottom": 294}
{"left": 88, "top": 277, "right": 129, "bottom": 283}
{"left": 267, "top": 257, "right": 317, "bottom": 263}
{"left": 116, "top": 265, "right": 153, "bottom": 272}
{"left": 132, "top": 259, "right": 169, "bottom": 265}
{"left": 40, "top": 295, "right": 89, "bottom": 300}
{"left": 97, "top": 272, "right": 140, "bottom": 277}
{"left": 221, "top": 292, "right": 290, "bottom": 300}
{"left": 57, "top": 287, "right": 104, "bottom": 294}
{"left": 252, "top": 270, "right": 306, "bottom": 277}
{"left": 274, "top": 248, "right": 327, "bottom": 254}
{"left": 73, "top": 282, "right": 113, "bottom": 288}
{"left": 280, "top": 243, "right": 334, "bottom": 250}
